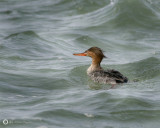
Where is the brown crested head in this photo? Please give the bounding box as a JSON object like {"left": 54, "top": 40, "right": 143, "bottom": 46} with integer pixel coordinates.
{"left": 73, "top": 47, "right": 106, "bottom": 59}
{"left": 85, "top": 47, "right": 106, "bottom": 59}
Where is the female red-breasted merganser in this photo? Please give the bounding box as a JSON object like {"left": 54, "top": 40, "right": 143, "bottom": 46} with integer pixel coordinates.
{"left": 73, "top": 47, "right": 128, "bottom": 85}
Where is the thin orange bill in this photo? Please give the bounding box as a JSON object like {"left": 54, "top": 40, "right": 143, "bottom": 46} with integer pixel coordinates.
{"left": 73, "top": 53, "right": 87, "bottom": 56}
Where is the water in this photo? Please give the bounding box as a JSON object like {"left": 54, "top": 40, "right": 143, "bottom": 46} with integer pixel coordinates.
{"left": 0, "top": 0, "right": 160, "bottom": 128}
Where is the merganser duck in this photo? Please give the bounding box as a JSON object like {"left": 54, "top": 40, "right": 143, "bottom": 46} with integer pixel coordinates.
{"left": 73, "top": 47, "right": 128, "bottom": 85}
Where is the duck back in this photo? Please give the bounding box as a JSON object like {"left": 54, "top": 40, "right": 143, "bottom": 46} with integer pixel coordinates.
{"left": 88, "top": 69, "right": 128, "bottom": 84}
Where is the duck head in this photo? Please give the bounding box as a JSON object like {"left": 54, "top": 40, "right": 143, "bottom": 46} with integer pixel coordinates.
{"left": 73, "top": 47, "right": 106, "bottom": 74}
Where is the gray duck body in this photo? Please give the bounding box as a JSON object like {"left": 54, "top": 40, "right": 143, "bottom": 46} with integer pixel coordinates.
{"left": 88, "top": 69, "right": 128, "bottom": 84}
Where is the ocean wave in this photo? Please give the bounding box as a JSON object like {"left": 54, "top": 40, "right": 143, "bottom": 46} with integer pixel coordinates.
{"left": 1, "top": 31, "right": 57, "bottom": 60}
{"left": 0, "top": 0, "right": 160, "bottom": 128}
{"left": 52, "top": 0, "right": 160, "bottom": 30}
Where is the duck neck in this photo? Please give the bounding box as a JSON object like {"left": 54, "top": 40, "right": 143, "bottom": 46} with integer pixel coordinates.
{"left": 87, "top": 57, "right": 103, "bottom": 75}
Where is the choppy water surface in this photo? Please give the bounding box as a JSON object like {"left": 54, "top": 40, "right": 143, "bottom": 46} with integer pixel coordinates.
{"left": 0, "top": 0, "right": 160, "bottom": 128}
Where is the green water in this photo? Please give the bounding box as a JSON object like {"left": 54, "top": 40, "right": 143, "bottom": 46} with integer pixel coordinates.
{"left": 0, "top": 0, "right": 160, "bottom": 128}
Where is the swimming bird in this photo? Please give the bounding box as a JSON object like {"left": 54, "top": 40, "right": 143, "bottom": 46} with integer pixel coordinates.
{"left": 73, "top": 47, "right": 128, "bottom": 86}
